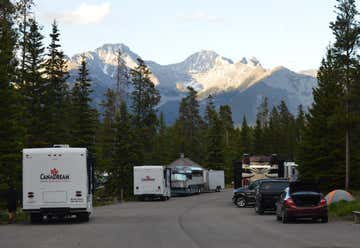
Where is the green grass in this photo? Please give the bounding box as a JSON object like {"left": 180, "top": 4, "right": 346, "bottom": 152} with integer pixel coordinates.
{"left": 0, "top": 209, "right": 28, "bottom": 224}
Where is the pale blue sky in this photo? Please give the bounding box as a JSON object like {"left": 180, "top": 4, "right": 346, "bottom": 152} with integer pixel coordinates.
{"left": 34, "top": 0, "right": 353, "bottom": 71}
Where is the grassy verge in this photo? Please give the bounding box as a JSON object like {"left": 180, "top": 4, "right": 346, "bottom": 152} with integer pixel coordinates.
{"left": 0, "top": 209, "right": 28, "bottom": 224}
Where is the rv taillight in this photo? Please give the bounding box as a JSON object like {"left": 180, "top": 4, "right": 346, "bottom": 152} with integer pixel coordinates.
{"left": 76, "top": 191, "right": 82, "bottom": 197}
{"left": 28, "top": 192, "right": 34, "bottom": 198}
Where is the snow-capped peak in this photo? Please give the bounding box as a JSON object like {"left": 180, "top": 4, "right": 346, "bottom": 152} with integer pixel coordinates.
{"left": 174, "top": 50, "right": 233, "bottom": 73}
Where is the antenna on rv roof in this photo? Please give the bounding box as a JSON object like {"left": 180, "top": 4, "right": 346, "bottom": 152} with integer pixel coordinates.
{"left": 53, "top": 144, "right": 70, "bottom": 148}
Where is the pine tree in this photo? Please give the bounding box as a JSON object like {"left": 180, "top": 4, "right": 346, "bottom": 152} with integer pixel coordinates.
{"left": 176, "top": 87, "right": 204, "bottom": 162}
{"left": 277, "top": 100, "right": 296, "bottom": 160}
{"left": 71, "top": 55, "right": 98, "bottom": 152}
{"left": 252, "top": 119, "right": 264, "bottom": 154}
{"left": 298, "top": 49, "right": 346, "bottom": 191}
{"left": 268, "top": 106, "right": 280, "bottom": 155}
{"left": 98, "top": 89, "right": 117, "bottom": 172}
{"left": 219, "top": 105, "right": 233, "bottom": 147}
{"left": 115, "top": 50, "right": 129, "bottom": 104}
{"left": 239, "top": 116, "right": 252, "bottom": 154}
{"left": 108, "top": 102, "right": 137, "bottom": 200}
{"left": 0, "top": 1, "right": 25, "bottom": 188}
{"left": 16, "top": 0, "right": 34, "bottom": 86}
{"left": 130, "top": 58, "right": 160, "bottom": 162}
{"left": 256, "top": 96, "right": 269, "bottom": 129}
{"left": 44, "top": 20, "right": 70, "bottom": 145}
{"left": 22, "top": 18, "right": 46, "bottom": 147}
{"left": 153, "top": 112, "right": 172, "bottom": 164}
{"left": 294, "top": 105, "right": 306, "bottom": 160}
{"left": 204, "top": 95, "right": 223, "bottom": 169}
{"left": 329, "top": 0, "right": 360, "bottom": 189}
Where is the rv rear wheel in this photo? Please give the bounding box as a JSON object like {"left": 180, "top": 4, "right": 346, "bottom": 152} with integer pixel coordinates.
{"left": 30, "top": 213, "right": 42, "bottom": 223}
{"left": 77, "top": 212, "right": 90, "bottom": 222}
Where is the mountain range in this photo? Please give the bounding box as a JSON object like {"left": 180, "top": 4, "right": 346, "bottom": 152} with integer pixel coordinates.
{"left": 67, "top": 43, "right": 318, "bottom": 124}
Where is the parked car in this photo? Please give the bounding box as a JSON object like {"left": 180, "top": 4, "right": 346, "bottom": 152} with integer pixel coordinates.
{"left": 233, "top": 179, "right": 266, "bottom": 207}
{"left": 254, "top": 180, "right": 290, "bottom": 214}
{"left": 275, "top": 182, "right": 328, "bottom": 223}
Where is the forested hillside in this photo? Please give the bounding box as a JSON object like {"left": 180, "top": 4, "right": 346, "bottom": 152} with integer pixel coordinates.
{"left": 0, "top": 0, "right": 359, "bottom": 202}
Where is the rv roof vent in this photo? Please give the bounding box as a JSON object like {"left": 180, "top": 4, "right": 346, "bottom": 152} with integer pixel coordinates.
{"left": 53, "top": 144, "right": 70, "bottom": 148}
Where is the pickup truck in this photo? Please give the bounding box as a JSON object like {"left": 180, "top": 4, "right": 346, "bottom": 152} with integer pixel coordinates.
{"left": 254, "top": 180, "right": 289, "bottom": 214}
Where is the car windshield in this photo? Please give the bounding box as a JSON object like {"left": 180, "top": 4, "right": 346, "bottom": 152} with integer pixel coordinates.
{"left": 260, "top": 181, "right": 289, "bottom": 191}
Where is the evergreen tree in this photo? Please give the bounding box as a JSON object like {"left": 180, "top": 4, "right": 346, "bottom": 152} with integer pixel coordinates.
{"left": 44, "top": 20, "right": 70, "bottom": 144}
{"left": 22, "top": 18, "right": 46, "bottom": 147}
{"left": 277, "top": 100, "right": 296, "bottom": 160}
{"left": 295, "top": 105, "right": 306, "bottom": 144}
{"left": 176, "top": 87, "right": 204, "bottom": 162}
{"left": 252, "top": 118, "right": 264, "bottom": 154}
{"left": 219, "top": 105, "right": 236, "bottom": 183}
{"left": 268, "top": 106, "right": 281, "bottom": 155}
{"left": 71, "top": 55, "right": 98, "bottom": 152}
{"left": 98, "top": 89, "right": 117, "bottom": 172}
{"left": 130, "top": 58, "right": 160, "bottom": 162}
{"left": 16, "top": 0, "right": 34, "bottom": 86}
{"left": 0, "top": 1, "right": 25, "bottom": 188}
{"left": 329, "top": 0, "right": 360, "bottom": 189}
{"left": 256, "top": 96, "right": 269, "bottom": 129}
{"left": 239, "top": 116, "right": 252, "bottom": 154}
{"left": 298, "top": 49, "right": 346, "bottom": 191}
{"left": 115, "top": 49, "right": 129, "bottom": 104}
{"left": 153, "top": 112, "right": 172, "bottom": 164}
{"left": 108, "top": 102, "right": 137, "bottom": 200}
{"left": 219, "top": 105, "right": 233, "bottom": 147}
{"left": 204, "top": 95, "right": 223, "bottom": 169}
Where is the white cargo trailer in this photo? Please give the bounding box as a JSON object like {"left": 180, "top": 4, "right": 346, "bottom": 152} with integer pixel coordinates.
{"left": 134, "top": 166, "right": 171, "bottom": 200}
{"left": 22, "top": 146, "right": 94, "bottom": 223}
{"left": 206, "top": 170, "right": 225, "bottom": 192}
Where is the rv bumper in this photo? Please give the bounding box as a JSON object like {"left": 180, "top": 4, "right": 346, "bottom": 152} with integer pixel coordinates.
{"left": 23, "top": 208, "right": 88, "bottom": 214}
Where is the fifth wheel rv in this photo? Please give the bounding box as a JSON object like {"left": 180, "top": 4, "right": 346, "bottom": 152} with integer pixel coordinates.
{"left": 22, "top": 145, "right": 94, "bottom": 223}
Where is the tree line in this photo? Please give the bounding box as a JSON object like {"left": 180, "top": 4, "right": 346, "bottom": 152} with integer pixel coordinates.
{"left": 0, "top": 0, "right": 359, "bottom": 202}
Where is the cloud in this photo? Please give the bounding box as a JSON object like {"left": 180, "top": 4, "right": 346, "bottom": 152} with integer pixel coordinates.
{"left": 55, "top": 2, "right": 111, "bottom": 24}
{"left": 176, "top": 11, "right": 224, "bottom": 23}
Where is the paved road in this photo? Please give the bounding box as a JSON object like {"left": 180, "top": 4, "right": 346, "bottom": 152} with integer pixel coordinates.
{"left": 0, "top": 190, "right": 359, "bottom": 248}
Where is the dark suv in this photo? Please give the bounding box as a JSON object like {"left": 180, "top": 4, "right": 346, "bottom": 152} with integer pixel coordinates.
{"left": 233, "top": 179, "right": 266, "bottom": 207}
{"left": 254, "top": 180, "right": 289, "bottom": 214}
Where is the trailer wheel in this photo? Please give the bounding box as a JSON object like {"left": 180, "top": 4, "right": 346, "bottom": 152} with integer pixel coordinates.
{"left": 30, "top": 213, "right": 42, "bottom": 224}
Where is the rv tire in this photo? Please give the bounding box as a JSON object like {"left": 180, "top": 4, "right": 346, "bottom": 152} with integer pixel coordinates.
{"left": 77, "top": 212, "right": 90, "bottom": 222}
{"left": 30, "top": 213, "right": 42, "bottom": 223}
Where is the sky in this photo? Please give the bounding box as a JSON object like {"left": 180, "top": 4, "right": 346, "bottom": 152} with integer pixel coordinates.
{"left": 33, "top": 0, "right": 352, "bottom": 72}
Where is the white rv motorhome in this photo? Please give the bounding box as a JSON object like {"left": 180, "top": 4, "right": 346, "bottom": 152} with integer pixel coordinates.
{"left": 22, "top": 146, "right": 94, "bottom": 223}
{"left": 133, "top": 166, "right": 171, "bottom": 200}
{"left": 205, "top": 170, "right": 225, "bottom": 192}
